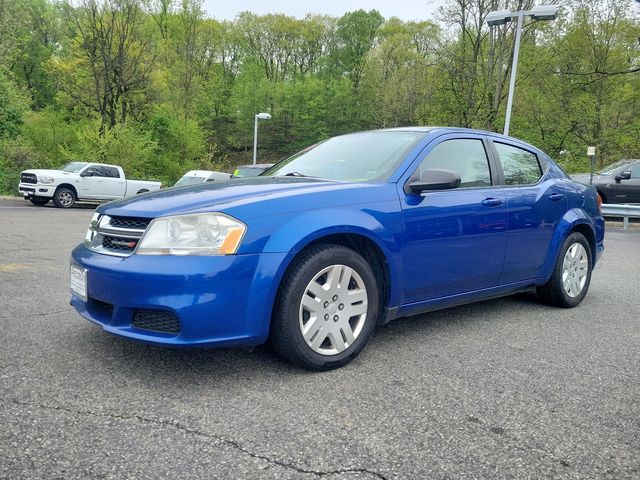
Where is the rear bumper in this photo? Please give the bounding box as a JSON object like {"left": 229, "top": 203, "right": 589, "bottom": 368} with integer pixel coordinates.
{"left": 70, "top": 245, "right": 288, "bottom": 348}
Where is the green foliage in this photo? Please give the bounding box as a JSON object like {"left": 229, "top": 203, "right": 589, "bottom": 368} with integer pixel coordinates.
{"left": 0, "top": 70, "right": 29, "bottom": 139}
{"left": 59, "top": 120, "right": 158, "bottom": 178}
{"left": 0, "top": 0, "right": 639, "bottom": 194}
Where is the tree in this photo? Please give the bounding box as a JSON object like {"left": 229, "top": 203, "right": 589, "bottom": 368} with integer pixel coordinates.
{"left": 50, "top": 0, "right": 155, "bottom": 132}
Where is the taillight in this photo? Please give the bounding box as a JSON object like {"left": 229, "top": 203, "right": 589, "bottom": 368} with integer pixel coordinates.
{"left": 596, "top": 193, "right": 603, "bottom": 213}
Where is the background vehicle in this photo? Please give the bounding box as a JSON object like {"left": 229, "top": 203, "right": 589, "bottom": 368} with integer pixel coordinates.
{"left": 174, "top": 170, "right": 230, "bottom": 187}
{"left": 231, "top": 164, "right": 274, "bottom": 178}
{"left": 71, "top": 128, "right": 604, "bottom": 370}
{"left": 19, "top": 162, "right": 161, "bottom": 208}
{"left": 571, "top": 159, "right": 640, "bottom": 204}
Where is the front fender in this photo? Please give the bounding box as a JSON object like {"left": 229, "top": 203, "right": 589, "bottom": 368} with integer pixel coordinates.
{"left": 537, "top": 208, "right": 600, "bottom": 281}
{"left": 250, "top": 205, "right": 405, "bottom": 315}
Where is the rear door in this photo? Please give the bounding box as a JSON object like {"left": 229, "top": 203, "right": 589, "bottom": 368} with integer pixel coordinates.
{"left": 398, "top": 134, "right": 507, "bottom": 303}
{"left": 489, "top": 140, "right": 568, "bottom": 284}
{"left": 100, "top": 166, "right": 126, "bottom": 198}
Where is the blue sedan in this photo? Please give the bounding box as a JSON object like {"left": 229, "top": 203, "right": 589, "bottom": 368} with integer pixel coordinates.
{"left": 70, "top": 127, "right": 605, "bottom": 370}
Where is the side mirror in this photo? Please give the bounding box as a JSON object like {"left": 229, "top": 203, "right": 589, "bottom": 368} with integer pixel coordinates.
{"left": 614, "top": 171, "right": 631, "bottom": 182}
{"left": 80, "top": 171, "right": 92, "bottom": 177}
{"left": 407, "top": 169, "right": 461, "bottom": 194}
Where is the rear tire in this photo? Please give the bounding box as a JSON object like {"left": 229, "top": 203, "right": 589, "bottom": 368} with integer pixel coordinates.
{"left": 53, "top": 187, "right": 76, "bottom": 208}
{"left": 271, "top": 244, "right": 379, "bottom": 370}
{"left": 537, "top": 232, "right": 592, "bottom": 308}
{"left": 29, "top": 197, "right": 49, "bottom": 206}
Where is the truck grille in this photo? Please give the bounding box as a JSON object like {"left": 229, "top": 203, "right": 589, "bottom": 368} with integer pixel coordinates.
{"left": 21, "top": 173, "right": 38, "bottom": 184}
{"left": 85, "top": 214, "right": 153, "bottom": 257}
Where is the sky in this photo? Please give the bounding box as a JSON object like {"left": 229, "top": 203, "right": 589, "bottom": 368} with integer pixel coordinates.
{"left": 201, "top": 0, "right": 448, "bottom": 22}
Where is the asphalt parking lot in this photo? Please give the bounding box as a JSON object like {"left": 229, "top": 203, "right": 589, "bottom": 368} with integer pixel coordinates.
{"left": 1, "top": 197, "right": 638, "bottom": 479}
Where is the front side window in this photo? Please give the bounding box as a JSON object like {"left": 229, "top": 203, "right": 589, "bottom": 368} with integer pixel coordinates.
{"left": 599, "top": 159, "right": 633, "bottom": 176}
{"left": 494, "top": 142, "right": 541, "bottom": 186}
{"left": 418, "top": 138, "right": 491, "bottom": 187}
{"left": 629, "top": 163, "right": 640, "bottom": 179}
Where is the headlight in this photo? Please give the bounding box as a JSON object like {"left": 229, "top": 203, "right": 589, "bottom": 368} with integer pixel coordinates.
{"left": 38, "top": 175, "right": 55, "bottom": 184}
{"left": 136, "top": 213, "right": 246, "bottom": 256}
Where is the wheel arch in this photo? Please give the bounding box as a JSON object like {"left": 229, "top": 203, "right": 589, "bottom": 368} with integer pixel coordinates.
{"left": 55, "top": 183, "right": 78, "bottom": 197}
{"left": 263, "top": 223, "right": 400, "bottom": 335}
{"left": 538, "top": 208, "right": 597, "bottom": 281}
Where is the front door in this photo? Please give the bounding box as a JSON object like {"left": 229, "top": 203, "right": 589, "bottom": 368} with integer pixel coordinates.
{"left": 608, "top": 162, "right": 640, "bottom": 203}
{"left": 399, "top": 135, "right": 507, "bottom": 304}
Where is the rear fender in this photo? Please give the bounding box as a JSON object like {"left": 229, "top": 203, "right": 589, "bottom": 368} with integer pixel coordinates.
{"left": 538, "top": 208, "right": 597, "bottom": 281}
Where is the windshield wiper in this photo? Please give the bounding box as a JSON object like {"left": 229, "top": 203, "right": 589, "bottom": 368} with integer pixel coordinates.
{"left": 283, "top": 171, "right": 311, "bottom": 177}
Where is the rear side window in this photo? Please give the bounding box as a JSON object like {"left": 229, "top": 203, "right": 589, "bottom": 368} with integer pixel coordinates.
{"left": 418, "top": 139, "right": 491, "bottom": 187}
{"left": 494, "top": 142, "right": 541, "bottom": 185}
{"left": 103, "top": 166, "right": 120, "bottom": 178}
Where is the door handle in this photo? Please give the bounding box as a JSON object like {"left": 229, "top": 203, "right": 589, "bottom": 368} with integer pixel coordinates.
{"left": 481, "top": 197, "right": 504, "bottom": 207}
{"left": 548, "top": 193, "right": 564, "bottom": 201}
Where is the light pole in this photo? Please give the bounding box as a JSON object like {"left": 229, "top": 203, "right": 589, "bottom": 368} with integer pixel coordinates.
{"left": 486, "top": 5, "right": 558, "bottom": 136}
{"left": 253, "top": 112, "right": 272, "bottom": 165}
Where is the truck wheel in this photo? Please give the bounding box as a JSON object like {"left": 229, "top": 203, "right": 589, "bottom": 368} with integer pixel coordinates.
{"left": 271, "top": 244, "right": 379, "bottom": 370}
{"left": 29, "top": 197, "right": 49, "bottom": 206}
{"left": 53, "top": 187, "right": 76, "bottom": 208}
{"left": 537, "top": 232, "right": 592, "bottom": 308}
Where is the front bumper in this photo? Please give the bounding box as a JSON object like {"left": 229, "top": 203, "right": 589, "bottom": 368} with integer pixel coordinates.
{"left": 19, "top": 182, "right": 54, "bottom": 198}
{"left": 70, "top": 245, "right": 288, "bottom": 347}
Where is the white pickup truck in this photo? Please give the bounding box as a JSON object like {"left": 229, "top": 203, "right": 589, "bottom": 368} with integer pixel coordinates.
{"left": 18, "top": 162, "right": 162, "bottom": 208}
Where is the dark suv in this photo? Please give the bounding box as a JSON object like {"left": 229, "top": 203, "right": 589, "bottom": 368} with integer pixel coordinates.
{"left": 572, "top": 159, "right": 640, "bottom": 204}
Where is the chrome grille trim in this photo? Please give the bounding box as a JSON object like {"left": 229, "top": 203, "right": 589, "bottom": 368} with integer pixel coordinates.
{"left": 84, "top": 214, "right": 152, "bottom": 257}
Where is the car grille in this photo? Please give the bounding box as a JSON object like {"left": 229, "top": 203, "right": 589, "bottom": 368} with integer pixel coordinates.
{"left": 131, "top": 310, "right": 181, "bottom": 334}
{"left": 85, "top": 214, "right": 153, "bottom": 257}
{"left": 109, "top": 216, "right": 152, "bottom": 230}
{"left": 21, "top": 173, "right": 37, "bottom": 184}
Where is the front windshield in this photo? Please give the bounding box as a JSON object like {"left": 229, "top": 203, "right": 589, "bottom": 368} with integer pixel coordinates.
{"left": 599, "top": 159, "right": 633, "bottom": 175}
{"left": 234, "top": 167, "right": 264, "bottom": 178}
{"left": 174, "top": 176, "right": 206, "bottom": 187}
{"left": 62, "top": 162, "right": 87, "bottom": 173}
{"left": 263, "top": 131, "right": 425, "bottom": 182}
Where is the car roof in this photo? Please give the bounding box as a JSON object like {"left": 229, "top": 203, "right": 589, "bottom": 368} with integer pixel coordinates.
{"left": 373, "top": 126, "right": 543, "bottom": 153}
{"left": 182, "top": 170, "right": 218, "bottom": 177}
{"left": 237, "top": 164, "right": 274, "bottom": 169}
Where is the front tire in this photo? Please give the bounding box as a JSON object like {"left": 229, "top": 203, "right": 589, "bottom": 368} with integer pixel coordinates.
{"left": 271, "top": 244, "right": 379, "bottom": 370}
{"left": 53, "top": 187, "right": 76, "bottom": 208}
{"left": 537, "top": 232, "right": 592, "bottom": 308}
{"left": 29, "top": 197, "right": 49, "bottom": 206}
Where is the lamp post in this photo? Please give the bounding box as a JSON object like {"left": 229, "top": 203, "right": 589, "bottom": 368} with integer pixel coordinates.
{"left": 253, "top": 112, "right": 272, "bottom": 165}
{"left": 486, "top": 5, "right": 558, "bottom": 136}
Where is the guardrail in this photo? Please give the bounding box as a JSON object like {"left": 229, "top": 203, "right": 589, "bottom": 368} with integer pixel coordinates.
{"left": 602, "top": 204, "right": 640, "bottom": 230}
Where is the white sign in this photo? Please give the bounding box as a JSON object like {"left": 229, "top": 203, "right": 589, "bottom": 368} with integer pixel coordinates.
{"left": 587, "top": 146, "right": 596, "bottom": 156}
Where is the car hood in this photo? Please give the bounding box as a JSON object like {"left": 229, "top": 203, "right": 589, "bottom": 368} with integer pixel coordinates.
{"left": 98, "top": 177, "right": 392, "bottom": 219}
{"left": 22, "top": 169, "right": 74, "bottom": 177}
